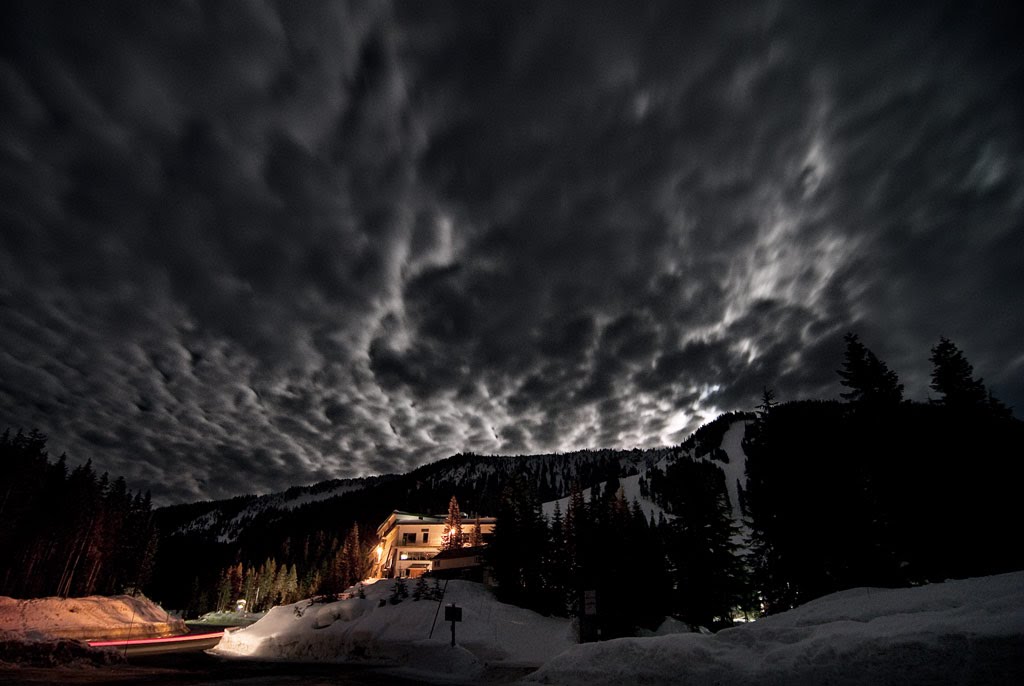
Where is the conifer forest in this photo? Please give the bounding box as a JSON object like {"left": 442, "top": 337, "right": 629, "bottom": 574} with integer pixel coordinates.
{"left": 2, "top": 336, "right": 1021, "bottom": 637}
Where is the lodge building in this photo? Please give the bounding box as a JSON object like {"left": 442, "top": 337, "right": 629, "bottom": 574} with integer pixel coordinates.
{"left": 370, "top": 510, "right": 496, "bottom": 579}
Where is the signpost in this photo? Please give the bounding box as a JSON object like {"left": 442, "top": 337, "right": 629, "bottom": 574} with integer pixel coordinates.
{"left": 444, "top": 603, "right": 462, "bottom": 647}
{"left": 580, "top": 589, "right": 598, "bottom": 642}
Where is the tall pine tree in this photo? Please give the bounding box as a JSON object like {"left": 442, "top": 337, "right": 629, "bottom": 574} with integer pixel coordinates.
{"left": 837, "top": 333, "right": 904, "bottom": 406}
{"left": 929, "top": 337, "right": 1009, "bottom": 416}
{"left": 442, "top": 496, "right": 464, "bottom": 550}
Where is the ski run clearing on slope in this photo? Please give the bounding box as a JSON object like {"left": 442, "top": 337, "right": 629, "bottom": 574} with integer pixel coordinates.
{"left": 541, "top": 418, "right": 751, "bottom": 528}
{"left": 212, "top": 571, "right": 1024, "bottom": 685}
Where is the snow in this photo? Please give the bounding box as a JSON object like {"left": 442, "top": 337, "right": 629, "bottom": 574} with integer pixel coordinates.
{"left": 175, "top": 477, "right": 378, "bottom": 542}
{"left": 542, "top": 472, "right": 671, "bottom": 524}
{"left": 541, "top": 418, "right": 752, "bottom": 528}
{"left": 709, "top": 419, "right": 749, "bottom": 523}
{"left": 0, "top": 595, "right": 186, "bottom": 642}
{"left": 526, "top": 571, "right": 1024, "bottom": 686}
{"left": 0, "top": 637, "right": 125, "bottom": 667}
{"left": 211, "top": 579, "right": 574, "bottom": 681}
{"left": 210, "top": 564, "right": 1022, "bottom": 684}
{"left": 190, "top": 609, "right": 265, "bottom": 627}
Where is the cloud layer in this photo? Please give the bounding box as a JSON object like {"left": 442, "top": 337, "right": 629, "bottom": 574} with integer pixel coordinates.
{"left": 1, "top": 1, "right": 1021, "bottom": 503}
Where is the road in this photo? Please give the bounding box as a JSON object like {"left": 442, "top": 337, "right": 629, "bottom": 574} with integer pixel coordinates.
{"left": 88, "top": 631, "right": 225, "bottom": 657}
{"left": 0, "top": 651, "right": 472, "bottom": 685}
{"left": 2, "top": 630, "right": 533, "bottom": 685}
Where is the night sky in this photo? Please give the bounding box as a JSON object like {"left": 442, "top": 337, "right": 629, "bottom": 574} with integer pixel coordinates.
{"left": 1, "top": 1, "right": 1022, "bottom": 505}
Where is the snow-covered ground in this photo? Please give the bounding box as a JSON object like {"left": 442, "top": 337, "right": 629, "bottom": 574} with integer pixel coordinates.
{"left": 541, "top": 418, "right": 752, "bottom": 531}
{"left": 542, "top": 471, "right": 672, "bottom": 524}
{"left": 0, "top": 594, "right": 186, "bottom": 642}
{"left": 213, "top": 572, "right": 1023, "bottom": 684}
{"left": 527, "top": 571, "right": 1024, "bottom": 686}
{"left": 712, "top": 419, "right": 749, "bottom": 523}
{"left": 175, "top": 477, "right": 378, "bottom": 543}
{"left": 189, "top": 609, "right": 265, "bottom": 627}
{"left": 212, "top": 578, "right": 574, "bottom": 681}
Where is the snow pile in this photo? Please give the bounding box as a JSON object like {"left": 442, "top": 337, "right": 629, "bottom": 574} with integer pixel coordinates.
{"left": 0, "top": 595, "right": 186, "bottom": 642}
{"left": 190, "top": 609, "right": 265, "bottom": 627}
{"left": 212, "top": 579, "right": 574, "bottom": 680}
{"left": 527, "top": 571, "right": 1024, "bottom": 686}
{"left": 0, "top": 637, "right": 124, "bottom": 667}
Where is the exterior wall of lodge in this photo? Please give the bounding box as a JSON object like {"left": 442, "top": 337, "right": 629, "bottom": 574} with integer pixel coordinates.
{"left": 370, "top": 510, "right": 496, "bottom": 579}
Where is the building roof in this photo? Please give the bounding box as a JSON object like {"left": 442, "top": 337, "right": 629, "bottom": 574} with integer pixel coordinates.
{"left": 377, "top": 510, "right": 499, "bottom": 537}
{"left": 392, "top": 510, "right": 446, "bottom": 524}
{"left": 432, "top": 545, "right": 487, "bottom": 561}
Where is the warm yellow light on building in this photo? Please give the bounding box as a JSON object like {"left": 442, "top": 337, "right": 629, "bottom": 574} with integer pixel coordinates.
{"left": 376, "top": 544, "right": 383, "bottom": 562}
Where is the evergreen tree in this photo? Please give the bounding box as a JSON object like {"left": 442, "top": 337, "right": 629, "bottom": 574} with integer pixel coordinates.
{"left": 442, "top": 496, "right": 464, "bottom": 550}
{"left": 216, "top": 574, "right": 232, "bottom": 610}
{"left": 412, "top": 575, "right": 428, "bottom": 601}
{"left": 837, "top": 333, "right": 903, "bottom": 405}
{"left": 757, "top": 387, "right": 777, "bottom": 417}
{"left": 542, "top": 502, "right": 571, "bottom": 615}
{"left": 243, "top": 567, "right": 257, "bottom": 608}
{"left": 469, "top": 514, "right": 483, "bottom": 547}
{"left": 342, "top": 523, "right": 365, "bottom": 587}
{"left": 929, "top": 337, "right": 996, "bottom": 411}
{"left": 489, "top": 477, "right": 546, "bottom": 608}
{"left": 660, "top": 457, "right": 745, "bottom": 629}
{"left": 283, "top": 564, "right": 300, "bottom": 604}
{"left": 389, "top": 577, "right": 408, "bottom": 604}
{"left": 256, "top": 559, "right": 276, "bottom": 609}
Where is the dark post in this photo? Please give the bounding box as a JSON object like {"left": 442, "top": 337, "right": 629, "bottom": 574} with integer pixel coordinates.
{"left": 580, "top": 589, "right": 598, "bottom": 642}
{"left": 444, "top": 603, "right": 462, "bottom": 647}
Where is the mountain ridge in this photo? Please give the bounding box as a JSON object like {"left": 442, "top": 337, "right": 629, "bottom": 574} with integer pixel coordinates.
{"left": 158, "top": 410, "right": 754, "bottom": 543}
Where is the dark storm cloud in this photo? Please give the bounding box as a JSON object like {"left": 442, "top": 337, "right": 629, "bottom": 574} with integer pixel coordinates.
{"left": 1, "top": 1, "right": 1021, "bottom": 503}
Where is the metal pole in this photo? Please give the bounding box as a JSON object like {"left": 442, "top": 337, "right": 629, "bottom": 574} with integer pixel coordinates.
{"left": 124, "top": 601, "right": 137, "bottom": 659}
{"left": 450, "top": 617, "right": 455, "bottom": 647}
{"left": 427, "top": 579, "right": 449, "bottom": 639}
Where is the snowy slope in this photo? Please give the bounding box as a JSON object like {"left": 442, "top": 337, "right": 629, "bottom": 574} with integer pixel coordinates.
{"left": 165, "top": 415, "right": 746, "bottom": 545}
{"left": 713, "top": 419, "right": 749, "bottom": 522}
{"left": 212, "top": 579, "right": 574, "bottom": 680}
{"left": 171, "top": 477, "right": 386, "bottom": 543}
{"left": 527, "top": 571, "right": 1024, "bottom": 686}
{"left": 166, "top": 447, "right": 674, "bottom": 543}
{"left": 542, "top": 472, "right": 672, "bottom": 524}
{"left": 542, "top": 416, "right": 752, "bottom": 530}
{"left": 211, "top": 572, "right": 1024, "bottom": 685}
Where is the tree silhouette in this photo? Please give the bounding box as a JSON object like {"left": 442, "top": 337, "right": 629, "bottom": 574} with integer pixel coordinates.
{"left": 929, "top": 337, "right": 988, "bottom": 409}
{"left": 837, "top": 333, "right": 903, "bottom": 405}
{"left": 442, "top": 495, "right": 463, "bottom": 550}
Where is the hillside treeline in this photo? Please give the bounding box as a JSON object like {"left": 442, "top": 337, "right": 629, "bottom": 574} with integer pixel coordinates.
{"left": 147, "top": 444, "right": 671, "bottom": 614}
{"left": 4, "top": 334, "right": 1020, "bottom": 638}
{"left": 489, "top": 461, "right": 746, "bottom": 638}
{"left": 744, "top": 336, "right": 1023, "bottom": 613}
{"left": 0, "top": 430, "right": 158, "bottom": 598}
{"left": 489, "top": 335, "right": 1023, "bottom": 634}
{"left": 185, "top": 523, "right": 367, "bottom": 617}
